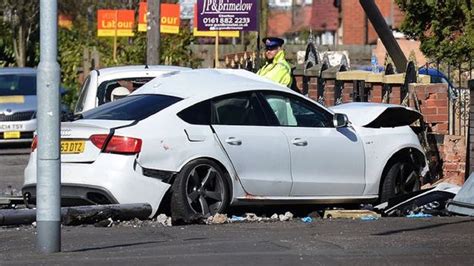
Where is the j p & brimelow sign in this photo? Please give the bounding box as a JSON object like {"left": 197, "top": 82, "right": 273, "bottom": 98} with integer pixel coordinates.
{"left": 197, "top": 0, "right": 258, "bottom": 31}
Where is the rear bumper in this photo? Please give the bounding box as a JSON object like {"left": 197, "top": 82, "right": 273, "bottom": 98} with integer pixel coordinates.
{"left": 22, "top": 184, "right": 119, "bottom": 207}
{"left": 24, "top": 152, "right": 171, "bottom": 217}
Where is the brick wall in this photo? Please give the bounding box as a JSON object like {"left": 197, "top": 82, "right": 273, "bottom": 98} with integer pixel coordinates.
{"left": 436, "top": 135, "right": 466, "bottom": 186}
{"left": 409, "top": 84, "right": 449, "bottom": 135}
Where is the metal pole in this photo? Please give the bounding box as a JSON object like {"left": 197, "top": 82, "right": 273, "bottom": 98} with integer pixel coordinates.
{"left": 359, "top": 0, "right": 407, "bottom": 72}
{"left": 37, "top": 0, "right": 61, "bottom": 253}
{"left": 147, "top": 0, "right": 160, "bottom": 65}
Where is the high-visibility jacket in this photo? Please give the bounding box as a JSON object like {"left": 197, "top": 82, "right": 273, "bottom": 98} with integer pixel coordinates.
{"left": 257, "top": 50, "right": 292, "bottom": 87}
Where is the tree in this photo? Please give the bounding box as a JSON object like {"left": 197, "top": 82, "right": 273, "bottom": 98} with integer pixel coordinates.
{"left": 395, "top": 0, "right": 473, "bottom": 64}
{"left": 0, "top": 0, "right": 40, "bottom": 67}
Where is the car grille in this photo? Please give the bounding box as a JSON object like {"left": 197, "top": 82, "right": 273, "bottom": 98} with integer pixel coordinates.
{"left": 0, "top": 111, "right": 35, "bottom": 121}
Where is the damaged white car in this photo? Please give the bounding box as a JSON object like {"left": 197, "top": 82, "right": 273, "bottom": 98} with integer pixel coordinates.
{"left": 23, "top": 69, "right": 428, "bottom": 221}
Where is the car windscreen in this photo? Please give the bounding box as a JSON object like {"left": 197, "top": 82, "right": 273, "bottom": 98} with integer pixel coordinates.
{"left": 0, "top": 74, "right": 36, "bottom": 96}
{"left": 81, "top": 94, "right": 182, "bottom": 121}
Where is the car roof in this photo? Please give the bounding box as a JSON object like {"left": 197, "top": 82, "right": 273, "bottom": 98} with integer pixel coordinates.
{"left": 134, "top": 68, "right": 291, "bottom": 99}
{"left": 0, "top": 67, "right": 36, "bottom": 75}
{"left": 96, "top": 65, "right": 190, "bottom": 77}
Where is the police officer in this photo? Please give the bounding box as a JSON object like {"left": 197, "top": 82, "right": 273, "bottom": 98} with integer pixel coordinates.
{"left": 257, "top": 37, "right": 292, "bottom": 88}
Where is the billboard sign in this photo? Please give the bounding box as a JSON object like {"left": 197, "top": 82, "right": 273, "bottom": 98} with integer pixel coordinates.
{"left": 97, "top": 10, "right": 134, "bottom": 37}
{"left": 196, "top": 0, "right": 258, "bottom": 31}
{"left": 193, "top": 4, "right": 239, "bottom": 37}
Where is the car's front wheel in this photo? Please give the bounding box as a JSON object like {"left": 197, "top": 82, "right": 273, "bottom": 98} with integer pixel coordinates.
{"left": 380, "top": 160, "right": 420, "bottom": 203}
{"left": 171, "top": 159, "right": 230, "bottom": 223}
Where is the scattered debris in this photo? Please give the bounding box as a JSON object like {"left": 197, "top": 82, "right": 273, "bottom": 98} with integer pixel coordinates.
{"left": 301, "top": 216, "right": 313, "bottom": 223}
{"left": 324, "top": 210, "right": 381, "bottom": 219}
{"left": 279, "top": 212, "right": 294, "bottom": 221}
{"left": 376, "top": 182, "right": 460, "bottom": 217}
{"left": 406, "top": 212, "right": 433, "bottom": 218}
{"left": 206, "top": 213, "right": 228, "bottom": 224}
{"left": 156, "top": 214, "right": 173, "bottom": 227}
{"left": 360, "top": 215, "right": 379, "bottom": 221}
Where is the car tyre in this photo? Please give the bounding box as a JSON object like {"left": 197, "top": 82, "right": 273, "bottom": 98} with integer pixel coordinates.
{"left": 380, "top": 160, "right": 420, "bottom": 203}
{"left": 171, "top": 159, "right": 230, "bottom": 223}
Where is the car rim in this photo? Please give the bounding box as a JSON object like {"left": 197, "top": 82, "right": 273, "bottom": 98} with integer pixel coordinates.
{"left": 394, "top": 162, "right": 419, "bottom": 195}
{"left": 185, "top": 164, "right": 225, "bottom": 216}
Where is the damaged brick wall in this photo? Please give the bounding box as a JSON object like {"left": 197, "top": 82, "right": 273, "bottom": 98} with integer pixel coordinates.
{"left": 436, "top": 135, "right": 466, "bottom": 186}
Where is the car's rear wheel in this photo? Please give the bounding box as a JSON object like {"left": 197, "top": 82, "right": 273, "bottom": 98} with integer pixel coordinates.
{"left": 171, "top": 159, "right": 230, "bottom": 223}
{"left": 380, "top": 160, "right": 420, "bottom": 203}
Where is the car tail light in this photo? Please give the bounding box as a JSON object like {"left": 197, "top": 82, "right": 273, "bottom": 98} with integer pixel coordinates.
{"left": 90, "top": 134, "right": 142, "bottom": 154}
{"left": 31, "top": 136, "right": 38, "bottom": 152}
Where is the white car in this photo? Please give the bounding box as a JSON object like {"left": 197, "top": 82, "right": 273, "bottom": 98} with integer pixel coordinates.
{"left": 23, "top": 69, "right": 428, "bottom": 222}
{"left": 74, "top": 65, "right": 190, "bottom": 116}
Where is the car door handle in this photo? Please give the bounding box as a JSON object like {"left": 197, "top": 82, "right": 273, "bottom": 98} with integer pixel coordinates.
{"left": 225, "top": 137, "right": 242, "bottom": 146}
{"left": 291, "top": 138, "right": 308, "bottom": 146}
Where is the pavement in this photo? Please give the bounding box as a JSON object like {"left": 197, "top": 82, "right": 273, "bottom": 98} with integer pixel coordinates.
{"left": 2, "top": 217, "right": 474, "bottom": 265}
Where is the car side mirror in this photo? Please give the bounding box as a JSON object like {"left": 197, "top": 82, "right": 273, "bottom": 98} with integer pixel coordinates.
{"left": 333, "top": 113, "right": 349, "bottom": 128}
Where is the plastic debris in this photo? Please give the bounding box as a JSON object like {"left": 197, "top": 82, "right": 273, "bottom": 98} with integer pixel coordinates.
{"left": 406, "top": 212, "right": 433, "bottom": 218}
{"left": 279, "top": 211, "right": 294, "bottom": 221}
{"left": 360, "top": 215, "right": 379, "bottom": 221}
{"left": 324, "top": 210, "right": 381, "bottom": 219}
{"left": 301, "top": 216, "right": 313, "bottom": 223}
{"left": 156, "top": 214, "right": 172, "bottom": 227}
{"left": 229, "top": 215, "right": 245, "bottom": 222}
{"left": 270, "top": 213, "right": 279, "bottom": 220}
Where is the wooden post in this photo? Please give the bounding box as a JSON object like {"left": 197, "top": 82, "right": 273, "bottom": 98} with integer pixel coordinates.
{"left": 113, "top": 10, "right": 118, "bottom": 62}
{"left": 214, "top": 31, "right": 219, "bottom": 68}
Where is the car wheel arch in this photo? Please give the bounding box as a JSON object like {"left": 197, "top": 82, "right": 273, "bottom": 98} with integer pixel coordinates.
{"left": 173, "top": 156, "right": 234, "bottom": 199}
{"left": 378, "top": 147, "right": 427, "bottom": 196}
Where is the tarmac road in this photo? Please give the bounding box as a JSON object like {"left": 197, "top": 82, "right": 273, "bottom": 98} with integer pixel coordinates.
{"left": 1, "top": 217, "right": 474, "bottom": 265}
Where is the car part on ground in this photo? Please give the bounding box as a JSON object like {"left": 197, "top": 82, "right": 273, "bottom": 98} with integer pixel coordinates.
{"left": 0, "top": 203, "right": 152, "bottom": 226}
{"left": 376, "top": 182, "right": 460, "bottom": 217}
{"left": 23, "top": 69, "right": 428, "bottom": 222}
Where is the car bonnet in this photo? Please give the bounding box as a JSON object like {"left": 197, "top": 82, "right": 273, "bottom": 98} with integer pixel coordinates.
{"left": 329, "top": 102, "right": 422, "bottom": 128}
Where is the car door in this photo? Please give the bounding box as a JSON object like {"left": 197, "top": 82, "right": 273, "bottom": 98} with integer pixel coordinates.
{"left": 260, "top": 91, "right": 366, "bottom": 196}
{"left": 211, "top": 91, "right": 292, "bottom": 196}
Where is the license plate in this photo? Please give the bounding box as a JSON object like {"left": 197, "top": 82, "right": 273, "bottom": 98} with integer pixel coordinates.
{"left": 0, "top": 124, "right": 23, "bottom": 130}
{"left": 4, "top": 131, "right": 20, "bottom": 139}
{"left": 61, "top": 140, "right": 85, "bottom": 154}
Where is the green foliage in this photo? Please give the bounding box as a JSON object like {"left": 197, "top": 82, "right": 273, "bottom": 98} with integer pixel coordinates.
{"left": 396, "top": 0, "right": 473, "bottom": 64}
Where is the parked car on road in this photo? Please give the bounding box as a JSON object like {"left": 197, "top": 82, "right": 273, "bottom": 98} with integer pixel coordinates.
{"left": 74, "top": 65, "right": 190, "bottom": 116}
{"left": 0, "top": 68, "right": 70, "bottom": 144}
{"left": 23, "top": 69, "right": 428, "bottom": 221}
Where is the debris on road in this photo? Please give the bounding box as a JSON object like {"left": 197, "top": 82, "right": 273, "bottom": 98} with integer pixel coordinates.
{"left": 0, "top": 203, "right": 152, "bottom": 226}
{"left": 206, "top": 213, "right": 228, "bottom": 224}
{"left": 406, "top": 212, "right": 433, "bottom": 218}
{"left": 323, "top": 210, "right": 381, "bottom": 220}
{"left": 279, "top": 211, "right": 294, "bottom": 221}
{"left": 301, "top": 216, "right": 313, "bottom": 223}
{"left": 376, "top": 182, "right": 460, "bottom": 217}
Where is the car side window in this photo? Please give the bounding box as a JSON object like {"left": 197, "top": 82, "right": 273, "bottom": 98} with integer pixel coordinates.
{"left": 74, "top": 76, "right": 91, "bottom": 114}
{"left": 262, "top": 92, "right": 333, "bottom": 128}
{"left": 177, "top": 100, "right": 211, "bottom": 125}
{"left": 212, "top": 92, "right": 267, "bottom": 126}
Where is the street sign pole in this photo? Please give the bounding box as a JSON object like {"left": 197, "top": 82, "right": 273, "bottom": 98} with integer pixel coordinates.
{"left": 37, "top": 0, "right": 61, "bottom": 253}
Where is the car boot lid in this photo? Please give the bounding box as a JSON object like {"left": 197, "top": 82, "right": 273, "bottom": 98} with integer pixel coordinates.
{"left": 59, "top": 119, "right": 134, "bottom": 163}
{"left": 329, "top": 102, "right": 422, "bottom": 128}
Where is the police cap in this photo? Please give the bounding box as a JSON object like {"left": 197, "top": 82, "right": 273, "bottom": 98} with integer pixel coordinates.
{"left": 263, "top": 37, "right": 284, "bottom": 49}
